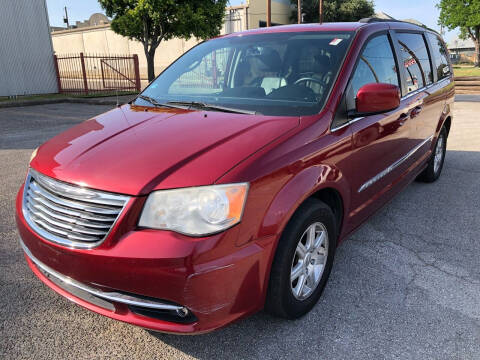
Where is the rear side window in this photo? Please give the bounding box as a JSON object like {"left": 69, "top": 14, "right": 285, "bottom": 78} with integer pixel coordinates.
{"left": 427, "top": 33, "right": 450, "bottom": 80}
{"left": 396, "top": 33, "right": 433, "bottom": 93}
{"left": 350, "top": 34, "right": 399, "bottom": 97}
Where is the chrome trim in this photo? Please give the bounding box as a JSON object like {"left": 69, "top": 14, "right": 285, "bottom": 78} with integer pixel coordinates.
{"left": 22, "top": 169, "right": 130, "bottom": 249}
{"left": 27, "top": 192, "right": 116, "bottom": 222}
{"left": 28, "top": 208, "right": 108, "bottom": 235}
{"left": 401, "top": 86, "right": 427, "bottom": 100}
{"left": 401, "top": 78, "right": 450, "bottom": 101}
{"left": 350, "top": 116, "right": 364, "bottom": 123}
{"left": 33, "top": 169, "right": 127, "bottom": 206}
{"left": 26, "top": 201, "right": 111, "bottom": 229}
{"left": 358, "top": 135, "right": 433, "bottom": 193}
{"left": 435, "top": 77, "right": 451, "bottom": 87}
{"left": 29, "top": 181, "right": 122, "bottom": 215}
{"left": 331, "top": 116, "right": 365, "bottom": 132}
{"left": 25, "top": 215, "right": 99, "bottom": 242}
{"left": 20, "top": 238, "right": 185, "bottom": 312}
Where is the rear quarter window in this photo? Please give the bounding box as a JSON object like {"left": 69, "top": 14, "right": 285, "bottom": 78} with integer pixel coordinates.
{"left": 427, "top": 33, "right": 451, "bottom": 81}
{"left": 396, "top": 32, "right": 433, "bottom": 93}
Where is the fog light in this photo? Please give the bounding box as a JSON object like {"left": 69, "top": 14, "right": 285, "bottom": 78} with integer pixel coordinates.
{"left": 129, "top": 304, "right": 196, "bottom": 324}
{"left": 176, "top": 307, "right": 189, "bottom": 318}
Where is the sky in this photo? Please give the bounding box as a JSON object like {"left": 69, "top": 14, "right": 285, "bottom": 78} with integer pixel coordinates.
{"left": 45, "top": 0, "right": 458, "bottom": 42}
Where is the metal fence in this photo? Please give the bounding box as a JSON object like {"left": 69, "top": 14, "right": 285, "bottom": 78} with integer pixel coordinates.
{"left": 54, "top": 53, "right": 141, "bottom": 95}
{"left": 169, "top": 48, "right": 233, "bottom": 94}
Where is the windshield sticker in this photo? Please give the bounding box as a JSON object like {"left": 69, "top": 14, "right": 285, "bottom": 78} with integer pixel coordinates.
{"left": 329, "top": 38, "right": 343, "bottom": 46}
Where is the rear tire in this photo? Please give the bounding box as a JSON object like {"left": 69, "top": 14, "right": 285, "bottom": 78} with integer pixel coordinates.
{"left": 265, "top": 198, "right": 336, "bottom": 319}
{"left": 417, "top": 126, "right": 447, "bottom": 183}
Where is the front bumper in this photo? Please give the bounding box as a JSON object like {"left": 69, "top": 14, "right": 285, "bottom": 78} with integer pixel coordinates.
{"left": 16, "top": 184, "right": 276, "bottom": 334}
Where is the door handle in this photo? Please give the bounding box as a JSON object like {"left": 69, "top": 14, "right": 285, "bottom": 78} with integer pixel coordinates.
{"left": 410, "top": 105, "right": 423, "bottom": 118}
{"left": 398, "top": 113, "right": 408, "bottom": 126}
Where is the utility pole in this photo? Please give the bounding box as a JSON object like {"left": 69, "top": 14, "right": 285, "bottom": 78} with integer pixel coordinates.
{"left": 266, "top": 0, "right": 271, "bottom": 27}
{"left": 319, "top": 0, "right": 323, "bottom": 23}
{"left": 63, "top": 6, "right": 70, "bottom": 29}
{"left": 297, "top": 0, "right": 301, "bottom": 24}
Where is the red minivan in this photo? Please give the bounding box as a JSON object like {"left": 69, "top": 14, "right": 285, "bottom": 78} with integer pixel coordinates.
{"left": 16, "top": 20, "right": 454, "bottom": 334}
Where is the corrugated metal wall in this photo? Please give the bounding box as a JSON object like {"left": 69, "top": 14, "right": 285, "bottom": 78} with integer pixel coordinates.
{"left": 0, "top": 0, "right": 57, "bottom": 96}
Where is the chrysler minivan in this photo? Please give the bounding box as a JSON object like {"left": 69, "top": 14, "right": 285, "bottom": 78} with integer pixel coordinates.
{"left": 16, "top": 19, "right": 454, "bottom": 334}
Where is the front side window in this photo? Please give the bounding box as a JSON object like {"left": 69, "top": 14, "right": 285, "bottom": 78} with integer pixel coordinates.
{"left": 397, "top": 32, "right": 433, "bottom": 93}
{"left": 137, "top": 31, "right": 354, "bottom": 116}
{"left": 350, "top": 34, "right": 399, "bottom": 100}
{"left": 427, "top": 33, "right": 450, "bottom": 80}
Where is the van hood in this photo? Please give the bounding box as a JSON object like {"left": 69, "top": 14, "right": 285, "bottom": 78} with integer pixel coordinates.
{"left": 30, "top": 104, "right": 299, "bottom": 195}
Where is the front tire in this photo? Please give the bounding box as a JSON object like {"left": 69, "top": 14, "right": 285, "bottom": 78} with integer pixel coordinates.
{"left": 265, "top": 198, "right": 337, "bottom": 319}
{"left": 417, "top": 126, "right": 447, "bottom": 183}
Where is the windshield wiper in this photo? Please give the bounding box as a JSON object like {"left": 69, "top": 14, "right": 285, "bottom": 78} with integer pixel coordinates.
{"left": 166, "top": 101, "right": 257, "bottom": 115}
{"left": 136, "top": 95, "right": 185, "bottom": 109}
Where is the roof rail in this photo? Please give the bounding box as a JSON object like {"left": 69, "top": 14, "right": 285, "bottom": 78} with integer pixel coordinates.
{"left": 358, "top": 17, "right": 441, "bottom": 35}
{"left": 359, "top": 18, "right": 403, "bottom": 23}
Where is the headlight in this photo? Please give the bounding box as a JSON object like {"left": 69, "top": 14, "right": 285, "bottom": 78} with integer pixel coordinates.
{"left": 138, "top": 183, "right": 249, "bottom": 236}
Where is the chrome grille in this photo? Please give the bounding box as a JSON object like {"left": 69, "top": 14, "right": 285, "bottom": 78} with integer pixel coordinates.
{"left": 22, "top": 169, "right": 130, "bottom": 249}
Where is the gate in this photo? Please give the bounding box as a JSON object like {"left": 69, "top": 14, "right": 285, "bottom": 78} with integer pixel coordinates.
{"left": 54, "top": 53, "right": 141, "bottom": 95}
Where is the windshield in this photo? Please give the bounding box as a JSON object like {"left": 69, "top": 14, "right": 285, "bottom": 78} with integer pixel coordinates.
{"left": 137, "top": 31, "right": 354, "bottom": 116}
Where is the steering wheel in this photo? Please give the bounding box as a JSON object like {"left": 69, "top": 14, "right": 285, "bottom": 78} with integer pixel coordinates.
{"left": 294, "top": 77, "right": 326, "bottom": 102}
{"left": 294, "top": 77, "right": 325, "bottom": 87}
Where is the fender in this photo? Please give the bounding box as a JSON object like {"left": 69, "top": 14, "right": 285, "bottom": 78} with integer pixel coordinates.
{"left": 434, "top": 78, "right": 454, "bottom": 138}
{"left": 435, "top": 103, "right": 452, "bottom": 136}
{"left": 258, "top": 163, "right": 351, "bottom": 243}
{"left": 252, "top": 163, "right": 351, "bottom": 306}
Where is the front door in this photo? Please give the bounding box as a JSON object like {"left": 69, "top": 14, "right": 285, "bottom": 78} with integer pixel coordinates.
{"left": 342, "top": 33, "right": 415, "bottom": 229}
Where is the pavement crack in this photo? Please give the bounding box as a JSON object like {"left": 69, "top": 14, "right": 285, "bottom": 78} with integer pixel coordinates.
{"left": 355, "top": 215, "right": 480, "bottom": 296}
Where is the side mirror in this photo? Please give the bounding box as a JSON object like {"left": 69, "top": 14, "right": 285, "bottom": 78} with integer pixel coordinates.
{"left": 355, "top": 83, "right": 401, "bottom": 115}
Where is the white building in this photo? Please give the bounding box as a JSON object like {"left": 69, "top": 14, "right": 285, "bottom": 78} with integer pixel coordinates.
{"left": 0, "top": 0, "right": 57, "bottom": 97}
{"left": 448, "top": 37, "right": 476, "bottom": 64}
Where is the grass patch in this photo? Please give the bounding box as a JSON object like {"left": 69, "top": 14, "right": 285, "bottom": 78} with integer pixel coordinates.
{"left": 453, "top": 66, "right": 480, "bottom": 77}
{"left": 0, "top": 91, "right": 138, "bottom": 102}
{"left": 0, "top": 93, "right": 67, "bottom": 102}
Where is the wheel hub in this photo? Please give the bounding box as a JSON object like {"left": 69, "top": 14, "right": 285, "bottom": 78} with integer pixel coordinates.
{"left": 304, "top": 253, "right": 311, "bottom": 265}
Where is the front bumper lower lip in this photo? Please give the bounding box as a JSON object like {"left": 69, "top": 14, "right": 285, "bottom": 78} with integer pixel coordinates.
{"left": 19, "top": 237, "right": 189, "bottom": 315}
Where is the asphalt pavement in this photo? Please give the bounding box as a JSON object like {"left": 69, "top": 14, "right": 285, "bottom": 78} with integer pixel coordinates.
{"left": 1, "top": 98, "right": 479, "bottom": 359}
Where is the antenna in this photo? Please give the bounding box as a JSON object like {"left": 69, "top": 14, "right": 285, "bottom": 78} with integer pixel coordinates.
{"left": 319, "top": 0, "right": 323, "bottom": 23}
{"left": 63, "top": 7, "right": 69, "bottom": 29}
{"left": 297, "top": 0, "right": 301, "bottom": 24}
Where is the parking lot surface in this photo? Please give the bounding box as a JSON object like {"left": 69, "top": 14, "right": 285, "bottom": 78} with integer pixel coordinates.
{"left": 1, "top": 98, "right": 479, "bottom": 359}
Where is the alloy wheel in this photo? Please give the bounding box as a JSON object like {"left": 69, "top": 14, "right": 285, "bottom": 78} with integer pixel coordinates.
{"left": 434, "top": 133, "right": 445, "bottom": 174}
{"left": 290, "top": 222, "right": 328, "bottom": 300}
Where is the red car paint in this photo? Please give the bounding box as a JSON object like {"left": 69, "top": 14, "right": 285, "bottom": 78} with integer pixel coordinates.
{"left": 16, "top": 21, "right": 454, "bottom": 333}
{"left": 355, "top": 83, "right": 401, "bottom": 114}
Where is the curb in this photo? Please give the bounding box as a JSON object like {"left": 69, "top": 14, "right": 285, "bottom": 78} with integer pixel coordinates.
{"left": 0, "top": 96, "right": 136, "bottom": 108}
{"left": 454, "top": 76, "right": 480, "bottom": 81}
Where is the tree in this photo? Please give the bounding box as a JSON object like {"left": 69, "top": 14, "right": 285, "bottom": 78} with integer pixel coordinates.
{"left": 99, "top": 0, "right": 228, "bottom": 81}
{"left": 291, "top": 0, "right": 374, "bottom": 24}
{"left": 438, "top": 0, "right": 480, "bottom": 67}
